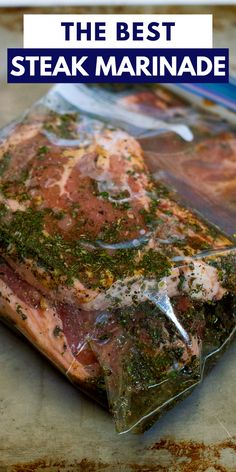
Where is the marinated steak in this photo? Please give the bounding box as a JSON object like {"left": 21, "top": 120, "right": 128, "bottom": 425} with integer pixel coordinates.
{"left": 0, "top": 103, "right": 235, "bottom": 432}
{"left": 115, "top": 84, "right": 236, "bottom": 235}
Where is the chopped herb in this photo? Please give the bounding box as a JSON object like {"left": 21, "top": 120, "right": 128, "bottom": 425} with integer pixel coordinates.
{"left": 37, "top": 146, "right": 49, "bottom": 158}
{"left": 0, "top": 152, "right": 11, "bottom": 177}
{"left": 16, "top": 304, "right": 27, "bottom": 320}
{"left": 53, "top": 325, "right": 62, "bottom": 337}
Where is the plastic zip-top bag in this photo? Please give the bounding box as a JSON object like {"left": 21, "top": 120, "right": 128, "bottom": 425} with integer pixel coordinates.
{"left": 77, "top": 83, "right": 236, "bottom": 236}
{"left": 0, "top": 84, "right": 235, "bottom": 433}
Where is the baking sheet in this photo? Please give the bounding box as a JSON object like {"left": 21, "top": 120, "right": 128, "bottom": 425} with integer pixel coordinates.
{"left": 0, "top": 6, "right": 236, "bottom": 471}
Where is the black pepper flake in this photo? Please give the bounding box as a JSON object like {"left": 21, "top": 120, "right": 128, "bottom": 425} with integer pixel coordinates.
{"left": 16, "top": 303, "right": 27, "bottom": 321}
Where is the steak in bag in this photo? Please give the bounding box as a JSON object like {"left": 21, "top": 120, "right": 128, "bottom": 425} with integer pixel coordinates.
{"left": 0, "top": 89, "right": 235, "bottom": 433}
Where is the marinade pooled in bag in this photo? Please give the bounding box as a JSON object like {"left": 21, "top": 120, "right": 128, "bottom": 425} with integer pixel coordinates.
{"left": 0, "top": 86, "right": 235, "bottom": 433}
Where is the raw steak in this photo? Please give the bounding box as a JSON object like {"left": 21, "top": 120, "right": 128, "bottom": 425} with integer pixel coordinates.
{"left": 0, "top": 103, "right": 235, "bottom": 432}
{"left": 116, "top": 84, "right": 236, "bottom": 235}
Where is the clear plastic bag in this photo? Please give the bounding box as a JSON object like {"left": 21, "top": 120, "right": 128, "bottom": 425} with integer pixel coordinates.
{"left": 0, "top": 83, "right": 235, "bottom": 434}
{"left": 84, "top": 83, "right": 236, "bottom": 236}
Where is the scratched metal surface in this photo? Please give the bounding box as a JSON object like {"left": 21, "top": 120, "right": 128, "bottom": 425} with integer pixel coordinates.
{"left": 0, "top": 7, "right": 236, "bottom": 472}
